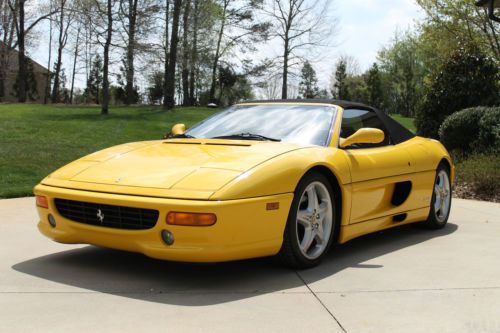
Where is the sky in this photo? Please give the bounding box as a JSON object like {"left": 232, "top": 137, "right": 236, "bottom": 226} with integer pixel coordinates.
{"left": 28, "top": 0, "right": 426, "bottom": 93}
{"left": 312, "top": 0, "right": 425, "bottom": 88}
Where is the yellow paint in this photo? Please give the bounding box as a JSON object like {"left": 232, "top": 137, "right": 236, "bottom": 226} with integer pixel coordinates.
{"left": 34, "top": 102, "right": 455, "bottom": 263}
{"left": 35, "top": 184, "right": 292, "bottom": 262}
{"left": 171, "top": 123, "right": 186, "bottom": 135}
{"left": 339, "top": 128, "right": 385, "bottom": 148}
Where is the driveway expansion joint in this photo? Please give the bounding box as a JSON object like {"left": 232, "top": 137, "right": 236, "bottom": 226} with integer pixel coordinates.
{"left": 312, "top": 286, "right": 500, "bottom": 294}
{"left": 295, "top": 270, "right": 347, "bottom": 333}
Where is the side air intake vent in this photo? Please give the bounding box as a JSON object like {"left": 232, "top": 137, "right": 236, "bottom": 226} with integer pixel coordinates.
{"left": 391, "top": 181, "right": 412, "bottom": 206}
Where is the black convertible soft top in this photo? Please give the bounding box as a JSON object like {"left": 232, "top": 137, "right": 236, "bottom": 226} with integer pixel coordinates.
{"left": 239, "top": 99, "right": 416, "bottom": 145}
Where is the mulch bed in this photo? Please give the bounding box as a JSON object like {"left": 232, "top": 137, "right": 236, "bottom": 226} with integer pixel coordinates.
{"left": 453, "top": 181, "right": 500, "bottom": 203}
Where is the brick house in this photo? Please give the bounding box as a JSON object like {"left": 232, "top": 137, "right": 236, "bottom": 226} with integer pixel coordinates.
{"left": 0, "top": 42, "right": 50, "bottom": 103}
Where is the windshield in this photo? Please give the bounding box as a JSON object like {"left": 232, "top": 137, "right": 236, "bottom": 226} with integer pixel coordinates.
{"left": 186, "top": 104, "right": 337, "bottom": 146}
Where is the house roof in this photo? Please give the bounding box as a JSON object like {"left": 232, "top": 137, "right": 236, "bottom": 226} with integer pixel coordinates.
{"left": 0, "top": 41, "right": 50, "bottom": 74}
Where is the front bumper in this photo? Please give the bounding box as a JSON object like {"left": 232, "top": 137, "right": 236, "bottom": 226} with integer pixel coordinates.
{"left": 34, "top": 184, "right": 293, "bottom": 262}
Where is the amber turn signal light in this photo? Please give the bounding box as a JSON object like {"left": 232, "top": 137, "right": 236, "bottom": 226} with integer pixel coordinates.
{"left": 35, "top": 195, "right": 49, "bottom": 208}
{"left": 166, "top": 212, "right": 217, "bottom": 226}
{"left": 266, "top": 202, "right": 280, "bottom": 210}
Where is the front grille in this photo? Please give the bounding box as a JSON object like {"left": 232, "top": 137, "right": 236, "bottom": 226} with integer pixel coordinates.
{"left": 54, "top": 198, "right": 159, "bottom": 230}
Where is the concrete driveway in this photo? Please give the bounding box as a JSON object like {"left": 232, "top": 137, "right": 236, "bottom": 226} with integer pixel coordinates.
{"left": 1, "top": 197, "right": 499, "bottom": 333}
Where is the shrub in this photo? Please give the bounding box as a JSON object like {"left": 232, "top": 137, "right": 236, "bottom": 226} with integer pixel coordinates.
{"left": 478, "top": 108, "right": 500, "bottom": 152}
{"left": 439, "top": 107, "right": 500, "bottom": 154}
{"left": 416, "top": 46, "right": 500, "bottom": 139}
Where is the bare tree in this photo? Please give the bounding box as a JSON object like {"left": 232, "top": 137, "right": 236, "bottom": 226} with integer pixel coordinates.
{"left": 6, "top": 0, "right": 56, "bottom": 102}
{"left": 162, "top": 0, "right": 169, "bottom": 105}
{"left": 101, "top": 0, "right": 113, "bottom": 114}
{"left": 180, "top": 0, "right": 190, "bottom": 105}
{"left": 119, "top": 0, "right": 137, "bottom": 105}
{"left": 51, "top": 0, "right": 74, "bottom": 103}
{"left": 77, "top": 0, "right": 96, "bottom": 105}
{"left": 163, "top": 0, "right": 181, "bottom": 109}
{"left": 0, "top": 0, "right": 17, "bottom": 101}
{"left": 263, "top": 74, "right": 282, "bottom": 99}
{"left": 43, "top": 1, "right": 53, "bottom": 104}
{"left": 9, "top": 0, "right": 27, "bottom": 101}
{"left": 69, "top": 25, "right": 80, "bottom": 103}
{"left": 188, "top": 0, "right": 198, "bottom": 105}
{"left": 75, "top": 0, "right": 115, "bottom": 110}
{"left": 263, "top": 0, "right": 335, "bottom": 99}
{"left": 208, "top": 0, "right": 269, "bottom": 103}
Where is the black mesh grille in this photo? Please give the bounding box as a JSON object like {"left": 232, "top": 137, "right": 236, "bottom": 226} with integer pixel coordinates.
{"left": 54, "top": 198, "right": 159, "bottom": 230}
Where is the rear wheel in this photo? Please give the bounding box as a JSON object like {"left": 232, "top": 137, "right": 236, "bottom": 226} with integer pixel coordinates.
{"left": 424, "top": 164, "right": 452, "bottom": 229}
{"left": 279, "top": 173, "right": 337, "bottom": 269}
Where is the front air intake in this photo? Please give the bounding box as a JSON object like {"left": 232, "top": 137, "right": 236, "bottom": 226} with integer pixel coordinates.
{"left": 54, "top": 198, "right": 159, "bottom": 230}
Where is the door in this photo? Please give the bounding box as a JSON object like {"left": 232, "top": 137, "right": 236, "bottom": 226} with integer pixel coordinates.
{"left": 340, "top": 109, "right": 414, "bottom": 223}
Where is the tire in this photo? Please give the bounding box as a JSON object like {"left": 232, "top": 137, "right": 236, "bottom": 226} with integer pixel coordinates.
{"left": 278, "top": 172, "right": 337, "bottom": 269}
{"left": 424, "top": 163, "right": 452, "bottom": 229}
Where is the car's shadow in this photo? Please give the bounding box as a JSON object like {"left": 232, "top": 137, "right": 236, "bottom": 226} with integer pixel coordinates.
{"left": 12, "top": 223, "right": 458, "bottom": 306}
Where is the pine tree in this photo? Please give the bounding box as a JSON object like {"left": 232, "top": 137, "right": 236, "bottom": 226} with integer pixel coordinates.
{"left": 332, "top": 60, "right": 350, "bottom": 100}
{"left": 147, "top": 72, "right": 164, "bottom": 104}
{"left": 85, "top": 55, "right": 103, "bottom": 104}
{"left": 298, "top": 61, "right": 320, "bottom": 99}
{"left": 366, "top": 63, "right": 383, "bottom": 109}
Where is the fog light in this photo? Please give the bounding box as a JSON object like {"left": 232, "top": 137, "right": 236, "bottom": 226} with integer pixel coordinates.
{"left": 48, "top": 214, "right": 56, "bottom": 228}
{"left": 161, "top": 229, "right": 175, "bottom": 245}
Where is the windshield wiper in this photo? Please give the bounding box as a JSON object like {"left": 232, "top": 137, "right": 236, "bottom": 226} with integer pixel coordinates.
{"left": 212, "top": 132, "right": 281, "bottom": 142}
{"left": 164, "top": 133, "right": 196, "bottom": 139}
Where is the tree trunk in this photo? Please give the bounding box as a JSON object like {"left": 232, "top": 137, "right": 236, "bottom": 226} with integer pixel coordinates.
{"left": 0, "top": 4, "right": 16, "bottom": 101}
{"left": 0, "top": 61, "right": 4, "bottom": 101}
{"left": 281, "top": 38, "right": 288, "bottom": 99}
{"left": 102, "top": 0, "right": 113, "bottom": 115}
{"left": 51, "top": 0, "right": 66, "bottom": 104}
{"left": 84, "top": 25, "right": 90, "bottom": 104}
{"left": 181, "top": 0, "right": 190, "bottom": 106}
{"left": 17, "top": 0, "right": 26, "bottom": 102}
{"left": 188, "top": 0, "right": 198, "bottom": 105}
{"left": 163, "top": 0, "right": 169, "bottom": 105}
{"left": 70, "top": 27, "right": 80, "bottom": 104}
{"left": 163, "top": 0, "right": 181, "bottom": 109}
{"left": 0, "top": 46, "right": 7, "bottom": 101}
{"left": 125, "top": 0, "right": 138, "bottom": 105}
{"left": 280, "top": 9, "right": 293, "bottom": 100}
{"left": 208, "top": 0, "right": 227, "bottom": 103}
{"left": 44, "top": 11, "right": 53, "bottom": 104}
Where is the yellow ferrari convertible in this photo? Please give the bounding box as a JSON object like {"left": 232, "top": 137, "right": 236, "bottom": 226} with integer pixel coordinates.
{"left": 34, "top": 100, "right": 454, "bottom": 268}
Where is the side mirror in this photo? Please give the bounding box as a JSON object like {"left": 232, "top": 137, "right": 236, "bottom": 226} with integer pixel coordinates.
{"left": 171, "top": 123, "right": 186, "bottom": 135}
{"left": 339, "top": 128, "right": 385, "bottom": 148}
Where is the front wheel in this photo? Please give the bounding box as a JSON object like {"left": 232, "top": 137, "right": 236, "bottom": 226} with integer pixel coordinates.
{"left": 424, "top": 164, "right": 452, "bottom": 229}
{"left": 279, "top": 173, "right": 337, "bottom": 269}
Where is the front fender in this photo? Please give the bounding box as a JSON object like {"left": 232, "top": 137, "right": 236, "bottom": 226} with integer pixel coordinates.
{"left": 210, "top": 147, "right": 351, "bottom": 200}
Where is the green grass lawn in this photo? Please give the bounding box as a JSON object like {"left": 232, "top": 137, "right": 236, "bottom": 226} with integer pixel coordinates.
{"left": 0, "top": 104, "right": 219, "bottom": 198}
{"left": 390, "top": 114, "right": 416, "bottom": 133}
{"left": 0, "top": 104, "right": 415, "bottom": 198}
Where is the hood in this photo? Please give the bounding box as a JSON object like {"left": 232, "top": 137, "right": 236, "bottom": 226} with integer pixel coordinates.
{"left": 42, "top": 139, "right": 305, "bottom": 199}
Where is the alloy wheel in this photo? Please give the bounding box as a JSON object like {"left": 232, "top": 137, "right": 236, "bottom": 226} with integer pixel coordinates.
{"left": 296, "top": 181, "right": 333, "bottom": 260}
{"left": 434, "top": 169, "right": 451, "bottom": 223}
